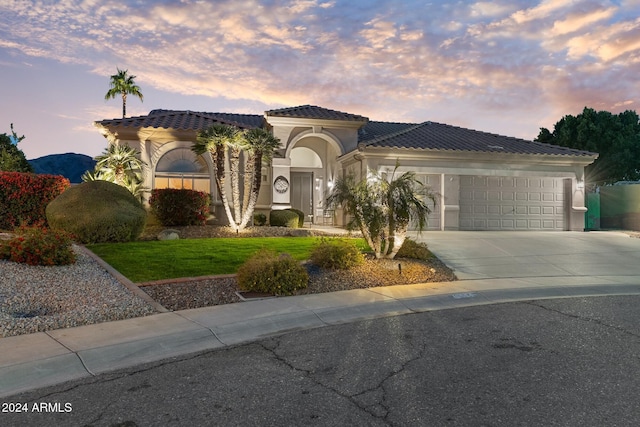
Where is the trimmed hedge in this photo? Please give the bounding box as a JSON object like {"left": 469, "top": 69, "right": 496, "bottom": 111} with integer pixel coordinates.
{"left": 0, "top": 172, "right": 70, "bottom": 230}
{"left": 270, "top": 209, "right": 300, "bottom": 228}
{"left": 253, "top": 212, "right": 267, "bottom": 226}
{"left": 46, "top": 180, "right": 147, "bottom": 243}
{"left": 149, "top": 188, "right": 211, "bottom": 226}
{"left": 287, "top": 208, "right": 305, "bottom": 227}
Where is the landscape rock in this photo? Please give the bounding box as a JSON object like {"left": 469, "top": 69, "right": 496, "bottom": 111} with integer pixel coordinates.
{"left": 157, "top": 229, "right": 180, "bottom": 240}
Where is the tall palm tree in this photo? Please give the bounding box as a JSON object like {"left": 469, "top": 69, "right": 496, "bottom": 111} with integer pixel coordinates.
{"left": 238, "top": 128, "right": 281, "bottom": 229}
{"left": 104, "top": 68, "right": 143, "bottom": 118}
{"left": 327, "top": 163, "right": 436, "bottom": 259}
{"left": 193, "top": 123, "right": 242, "bottom": 230}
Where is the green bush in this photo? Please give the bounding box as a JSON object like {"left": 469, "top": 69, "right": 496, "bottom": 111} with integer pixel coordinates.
{"left": 287, "top": 208, "right": 305, "bottom": 227}
{"left": 236, "top": 249, "right": 308, "bottom": 295}
{"left": 253, "top": 212, "right": 267, "bottom": 226}
{"left": 269, "top": 209, "right": 300, "bottom": 228}
{"left": 396, "top": 238, "right": 433, "bottom": 260}
{"left": 46, "top": 180, "right": 147, "bottom": 243}
{"left": 0, "top": 172, "right": 70, "bottom": 230}
{"left": 149, "top": 188, "right": 211, "bottom": 226}
{"left": 4, "top": 225, "right": 75, "bottom": 266}
{"left": 310, "top": 238, "right": 364, "bottom": 270}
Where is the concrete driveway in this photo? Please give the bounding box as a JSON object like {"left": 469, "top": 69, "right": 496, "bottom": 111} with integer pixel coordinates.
{"left": 411, "top": 231, "right": 640, "bottom": 281}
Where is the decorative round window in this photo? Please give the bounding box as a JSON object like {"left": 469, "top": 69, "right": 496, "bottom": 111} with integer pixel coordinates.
{"left": 274, "top": 176, "right": 289, "bottom": 193}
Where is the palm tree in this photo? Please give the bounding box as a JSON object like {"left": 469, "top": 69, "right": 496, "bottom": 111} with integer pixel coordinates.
{"left": 83, "top": 143, "right": 147, "bottom": 200}
{"left": 104, "top": 68, "right": 143, "bottom": 118}
{"left": 327, "top": 163, "right": 436, "bottom": 259}
{"left": 238, "top": 128, "right": 281, "bottom": 229}
{"left": 384, "top": 168, "right": 436, "bottom": 259}
{"left": 193, "top": 123, "right": 242, "bottom": 230}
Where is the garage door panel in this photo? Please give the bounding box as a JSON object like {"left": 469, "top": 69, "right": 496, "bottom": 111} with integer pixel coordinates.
{"left": 460, "top": 175, "right": 565, "bottom": 231}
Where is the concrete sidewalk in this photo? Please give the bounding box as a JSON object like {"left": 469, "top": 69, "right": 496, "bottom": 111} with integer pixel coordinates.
{"left": 3, "top": 274, "right": 640, "bottom": 398}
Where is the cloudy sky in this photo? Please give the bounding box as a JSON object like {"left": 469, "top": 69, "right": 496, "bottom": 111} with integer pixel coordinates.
{"left": 1, "top": 0, "right": 639, "bottom": 160}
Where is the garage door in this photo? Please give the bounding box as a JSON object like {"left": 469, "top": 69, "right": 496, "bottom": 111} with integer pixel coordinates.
{"left": 410, "top": 174, "right": 441, "bottom": 230}
{"left": 459, "top": 176, "right": 565, "bottom": 230}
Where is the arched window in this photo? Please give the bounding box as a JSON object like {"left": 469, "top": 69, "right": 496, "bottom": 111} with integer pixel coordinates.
{"left": 155, "top": 148, "right": 210, "bottom": 193}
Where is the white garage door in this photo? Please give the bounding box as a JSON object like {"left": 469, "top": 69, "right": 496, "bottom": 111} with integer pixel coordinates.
{"left": 459, "top": 176, "right": 565, "bottom": 230}
{"left": 410, "top": 174, "right": 441, "bottom": 230}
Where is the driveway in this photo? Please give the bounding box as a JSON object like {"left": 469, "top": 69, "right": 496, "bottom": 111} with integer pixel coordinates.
{"left": 411, "top": 231, "right": 640, "bottom": 281}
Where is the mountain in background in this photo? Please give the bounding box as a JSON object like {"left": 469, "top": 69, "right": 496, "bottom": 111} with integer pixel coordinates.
{"left": 29, "top": 153, "right": 96, "bottom": 183}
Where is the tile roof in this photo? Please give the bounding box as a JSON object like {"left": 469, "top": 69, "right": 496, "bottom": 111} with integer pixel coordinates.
{"left": 95, "top": 107, "right": 596, "bottom": 158}
{"left": 360, "top": 121, "right": 597, "bottom": 157}
{"left": 95, "top": 110, "right": 263, "bottom": 131}
{"left": 266, "top": 105, "right": 369, "bottom": 122}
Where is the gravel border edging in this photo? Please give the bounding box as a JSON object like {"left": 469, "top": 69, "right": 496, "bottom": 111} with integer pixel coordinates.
{"left": 78, "top": 245, "right": 170, "bottom": 313}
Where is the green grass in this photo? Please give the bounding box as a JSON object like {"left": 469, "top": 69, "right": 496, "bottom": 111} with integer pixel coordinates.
{"left": 87, "top": 237, "right": 367, "bottom": 283}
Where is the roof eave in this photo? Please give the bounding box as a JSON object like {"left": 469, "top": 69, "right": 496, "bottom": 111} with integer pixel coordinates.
{"left": 340, "top": 146, "right": 598, "bottom": 167}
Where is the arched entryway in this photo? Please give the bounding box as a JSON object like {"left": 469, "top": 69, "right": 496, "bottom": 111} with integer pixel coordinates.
{"left": 290, "top": 147, "right": 322, "bottom": 221}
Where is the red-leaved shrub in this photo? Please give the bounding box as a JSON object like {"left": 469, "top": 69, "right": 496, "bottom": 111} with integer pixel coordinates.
{"left": 149, "top": 188, "right": 211, "bottom": 226}
{"left": 0, "top": 172, "right": 70, "bottom": 230}
{"left": 2, "top": 224, "right": 76, "bottom": 266}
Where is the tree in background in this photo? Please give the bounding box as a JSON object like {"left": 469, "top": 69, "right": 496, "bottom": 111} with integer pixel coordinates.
{"left": 0, "top": 124, "right": 32, "bottom": 172}
{"left": 82, "top": 144, "right": 147, "bottom": 200}
{"left": 104, "top": 68, "right": 144, "bottom": 118}
{"left": 327, "top": 164, "right": 437, "bottom": 259}
{"left": 537, "top": 107, "right": 640, "bottom": 185}
{"left": 193, "top": 124, "right": 281, "bottom": 231}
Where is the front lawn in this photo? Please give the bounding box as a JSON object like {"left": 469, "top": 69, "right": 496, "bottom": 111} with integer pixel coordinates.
{"left": 87, "top": 237, "right": 368, "bottom": 283}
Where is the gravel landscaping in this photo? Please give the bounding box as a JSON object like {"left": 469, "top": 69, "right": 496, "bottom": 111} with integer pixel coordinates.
{"left": 1, "top": 225, "right": 456, "bottom": 337}
{"left": 0, "top": 246, "right": 156, "bottom": 338}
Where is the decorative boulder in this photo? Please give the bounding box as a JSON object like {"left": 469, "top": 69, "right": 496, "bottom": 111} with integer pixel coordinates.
{"left": 46, "top": 180, "right": 147, "bottom": 243}
{"left": 157, "top": 229, "right": 180, "bottom": 240}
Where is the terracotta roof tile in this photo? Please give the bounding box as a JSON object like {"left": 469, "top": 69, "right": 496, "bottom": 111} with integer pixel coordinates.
{"left": 360, "top": 121, "right": 596, "bottom": 157}
{"left": 266, "top": 105, "right": 368, "bottom": 122}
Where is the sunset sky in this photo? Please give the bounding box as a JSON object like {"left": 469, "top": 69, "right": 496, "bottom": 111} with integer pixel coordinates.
{"left": 1, "top": 0, "right": 639, "bottom": 160}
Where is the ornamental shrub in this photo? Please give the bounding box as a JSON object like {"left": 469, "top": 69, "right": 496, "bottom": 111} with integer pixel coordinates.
{"left": 253, "top": 212, "right": 267, "bottom": 226}
{"left": 287, "top": 208, "right": 305, "bottom": 227}
{"left": 236, "top": 249, "right": 308, "bottom": 295}
{"left": 310, "top": 238, "right": 364, "bottom": 270}
{"left": 5, "top": 224, "right": 75, "bottom": 266}
{"left": 0, "top": 172, "right": 70, "bottom": 230}
{"left": 269, "top": 209, "right": 300, "bottom": 228}
{"left": 396, "top": 239, "right": 433, "bottom": 260}
{"left": 149, "top": 188, "right": 211, "bottom": 226}
{"left": 46, "top": 180, "right": 147, "bottom": 243}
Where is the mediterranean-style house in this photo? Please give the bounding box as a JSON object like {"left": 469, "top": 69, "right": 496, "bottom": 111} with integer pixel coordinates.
{"left": 94, "top": 105, "right": 598, "bottom": 231}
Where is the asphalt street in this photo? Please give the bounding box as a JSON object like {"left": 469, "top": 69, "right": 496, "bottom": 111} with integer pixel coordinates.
{"left": 3, "top": 294, "right": 640, "bottom": 427}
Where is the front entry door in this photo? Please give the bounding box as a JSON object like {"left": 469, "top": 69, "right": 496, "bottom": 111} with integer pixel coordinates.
{"left": 291, "top": 172, "right": 313, "bottom": 221}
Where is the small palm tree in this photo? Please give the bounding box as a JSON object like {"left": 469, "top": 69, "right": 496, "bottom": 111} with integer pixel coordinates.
{"left": 83, "top": 144, "right": 147, "bottom": 200}
{"left": 327, "top": 163, "right": 436, "bottom": 259}
{"left": 104, "top": 68, "right": 143, "bottom": 118}
{"left": 238, "top": 128, "right": 281, "bottom": 229}
{"left": 193, "top": 123, "right": 242, "bottom": 230}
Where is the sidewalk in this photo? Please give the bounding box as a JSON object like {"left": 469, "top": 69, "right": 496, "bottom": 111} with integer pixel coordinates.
{"left": 3, "top": 274, "right": 640, "bottom": 398}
